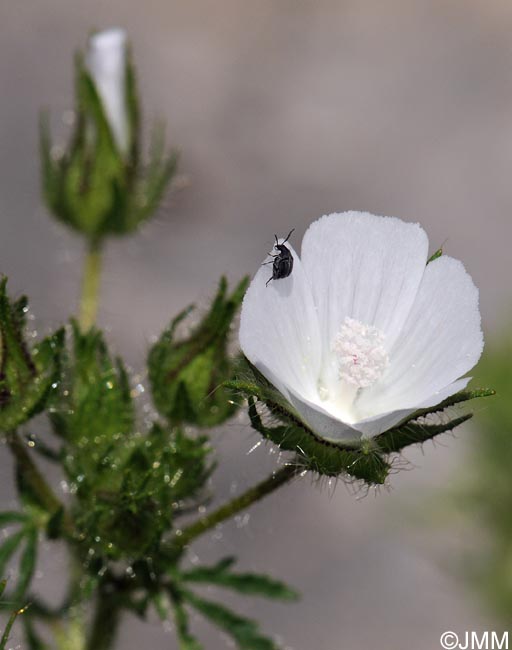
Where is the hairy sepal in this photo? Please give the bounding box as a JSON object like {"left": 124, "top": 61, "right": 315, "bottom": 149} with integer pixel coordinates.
{"left": 227, "top": 359, "right": 494, "bottom": 484}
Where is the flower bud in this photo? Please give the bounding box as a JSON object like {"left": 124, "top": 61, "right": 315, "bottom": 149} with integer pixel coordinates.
{"left": 148, "top": 277, "right": 248, "bottom": 427}
{"left": 40, "top": 29, "right": 177, "bottom": 243}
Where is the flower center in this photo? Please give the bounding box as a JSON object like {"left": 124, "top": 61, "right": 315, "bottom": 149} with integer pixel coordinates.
{"left": 331, "top": 317, "right": 388, "bottom": 389}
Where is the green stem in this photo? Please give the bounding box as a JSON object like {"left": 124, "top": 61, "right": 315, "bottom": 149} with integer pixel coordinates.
{"left": 85, "top": 589, "right": 120, "bottom": 650}
{"left": 79, "top": 240, "right": 102, "bottom": 331}
{"left": 172, "top": 463, "right": 300, "bottom": 552}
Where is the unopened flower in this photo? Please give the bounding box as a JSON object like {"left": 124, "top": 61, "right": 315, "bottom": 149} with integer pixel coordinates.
{"left": 85, "top": 28, "right": 129, "bottom": 154}
{"left": 239, "top": 212, "right": 483, "bottom": 443}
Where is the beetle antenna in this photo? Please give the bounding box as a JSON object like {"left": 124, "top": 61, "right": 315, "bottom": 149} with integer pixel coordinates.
{"left": 282, "top": 228, "right": 295, "bottom": 244}
{"left": 274, "top": 234, "right": 279, "bottom": 247}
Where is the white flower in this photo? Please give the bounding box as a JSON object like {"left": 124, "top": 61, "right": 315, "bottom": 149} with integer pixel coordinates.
{"left": 239, "top": 212, "right": 483, "bottom": 443}
{"left": 85, "top": 28, "right": 129, "bottom": 154}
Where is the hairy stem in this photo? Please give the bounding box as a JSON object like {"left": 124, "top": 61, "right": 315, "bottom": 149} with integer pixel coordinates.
{"left": 172, "top": 463, "right": 300, "bottom": 551}
{"left": 86, "top": 589, "right": 120, "bottom": 650}
{"left": 79, "top": 240, "right": 102, "bottom": 331}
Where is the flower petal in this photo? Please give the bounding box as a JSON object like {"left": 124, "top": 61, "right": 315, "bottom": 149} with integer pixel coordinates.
{"left": 301, "top": 212, "right": 429, "bottom": 360}
{"left": 239, "top": 242, "right": 322, "bottom": 404}
{"left": 285, "top": 389, "right": 363, "bottom": 443}
{"left": 357, "top": 256, "right": 483, "bottom": 417}
{"left": 353, "top": 377, "right": 471, "bottom": 438}
{"left": 86, "top": 28, "right": 129, "bottom": 154}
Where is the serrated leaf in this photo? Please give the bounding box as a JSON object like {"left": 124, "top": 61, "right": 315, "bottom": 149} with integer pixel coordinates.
{"left": 181, "top": 589, "right": 278, "bottom": 650}
{"left": 181, "top": 559, "right": 298, "bottom": 601}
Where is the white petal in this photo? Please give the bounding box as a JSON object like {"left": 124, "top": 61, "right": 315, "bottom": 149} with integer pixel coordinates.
{"left": 358, "top": 256, "right": 483, "bottom": 416}
{"left": 353, "top": 377, "right": 471, "bottom": 438}
{"left": 301, "top": 212, "right": 429, "bottom": 363}
{"left": 239, "top": 242, "right": 322, "bottom": 404}
{"left": 86, "top": 28, "right": 129, "bottom": 154}
{"left": 279, "top": 376, "right": 470, "bottom": 443}
{"left": 286, "top": 389, "right": 363, "bottom": 443}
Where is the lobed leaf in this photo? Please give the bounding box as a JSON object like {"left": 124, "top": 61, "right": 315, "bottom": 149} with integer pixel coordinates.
{"left": 181, "top": 589, "right": 278, "bottom": 650}
{"left": 181, "top": 558, "right": 298, "bottom": 601}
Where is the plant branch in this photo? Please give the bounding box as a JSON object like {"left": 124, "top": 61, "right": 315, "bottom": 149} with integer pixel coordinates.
{"left": 79, "top": 239, "right": 102, "bottom": 331}
{"left": 171, "top": 463, "right": 300, "bottom": 552}
{"left": 86, "top": 588, "right": 121, "bottom": 650}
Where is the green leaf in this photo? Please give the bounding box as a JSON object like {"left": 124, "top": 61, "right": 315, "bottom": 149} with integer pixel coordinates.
{"left": 148, "top": 277, "right": 249, "bottom": 427}
{"left": 96, "top": 424, "right": 214, "bottom": 557}
{"left": 51, "top": 321, "right": 134, "bottom": 477}
{"left": 14, "top": 528, "right": 38, "bottom": 601}
{"left": 181, "top": 558, "right": 298, "bottom": 601}
{"left": 168, "top": 588, "right": 203, "bottom": 650}
{"left": 0, "top": 606, "right": 23, "bottom": 650}
{"left": 23, "top": 617, "right": 49, "bottom": 650}
{"left": 0, "top": 512, "right": 28, "bottom": 527}
{"left": 181, "top": 589, "right": 278, "bottom": 650}
{"left": 0, "top": 280, "right": 64, "bottom": 431}
{"left": 0, "top": 531, "right": 26, "bottom": 578}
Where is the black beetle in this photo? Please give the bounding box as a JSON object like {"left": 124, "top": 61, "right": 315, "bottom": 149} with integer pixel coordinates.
{"left": 264, "top": 229, "right": 295, "bottom": 287}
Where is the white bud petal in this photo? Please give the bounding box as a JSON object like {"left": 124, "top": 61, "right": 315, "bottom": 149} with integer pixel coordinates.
{"left": 85, "top": 28, "right": 129, "bottom": 154}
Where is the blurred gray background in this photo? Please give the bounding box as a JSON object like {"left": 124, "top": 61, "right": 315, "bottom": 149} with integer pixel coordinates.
{"left": 1, "top": 0, "right": 510, "bottom": 648}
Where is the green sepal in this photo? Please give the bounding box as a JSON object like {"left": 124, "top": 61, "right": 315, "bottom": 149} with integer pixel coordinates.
{"left": 40, "top": 47, "right": 177, "bottom": 243}
{"left": 375, "top": 388, "right": 495, "bottom": 454}
{"left": 148, "top": 277, "right": 249, "bottom": 427}
{"left": 180, "top": 589, "right": 279, "bottom": 650}
{"left": 179, "top": 557, "right": 298, "bottom": 601}
{"left": 226, "top": 363, "right": 390, "bottom": 484}
{"left": 0, "top": 279, "right": 64, "bottom": 431}
{"left": 427, "top": 247, "right": 443, "bottom": 264}
{"left": 229, "top": 360, "right": 493, "bottom": 484}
